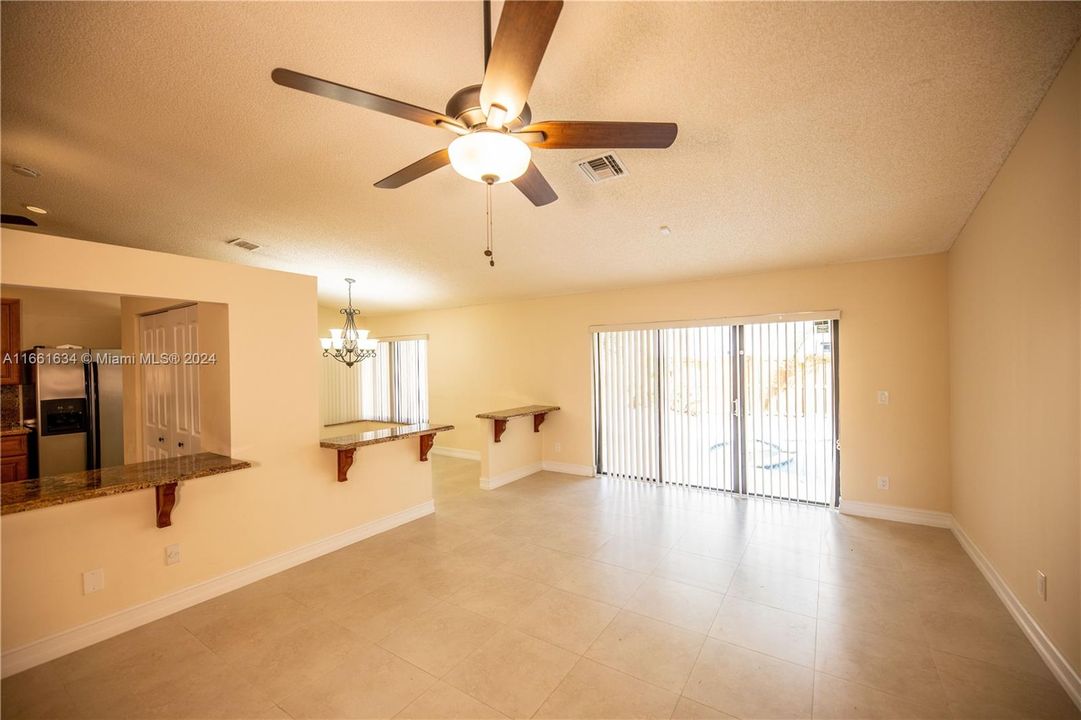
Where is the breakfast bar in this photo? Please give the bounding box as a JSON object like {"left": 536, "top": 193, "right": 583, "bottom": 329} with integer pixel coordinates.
{"left": 0, "top": 452, "right": 252, "bottom": 528}
{"left": 475, "top": 404, "right": 559, "bottom": 490}
{"left": 320, "top": 421, "right": 454, "bottom": 482}
{"left": 476, "top": 404, "right": 560, "bottom": 443}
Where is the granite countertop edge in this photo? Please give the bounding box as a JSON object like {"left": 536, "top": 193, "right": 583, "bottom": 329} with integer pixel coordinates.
{"left": 1, "top": 454, "right": 252, "bottom": 515}
{"left": 320, "top": 423, "right": 454, "bottom": 450}
{"left": 476, "top": 405, "right": 561, "bottom": 420}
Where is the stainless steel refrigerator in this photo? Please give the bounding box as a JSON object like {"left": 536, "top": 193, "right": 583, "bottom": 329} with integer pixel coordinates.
{"left": 25, "top": 348, "right": 125, "bottom": 477}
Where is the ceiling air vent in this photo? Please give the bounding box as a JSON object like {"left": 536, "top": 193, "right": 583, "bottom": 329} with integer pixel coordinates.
{"left": 227, "top": 237, "right": 261, "bottom": 251}
{"left": 577, "top": 153, "right": 627, "bottom": 184}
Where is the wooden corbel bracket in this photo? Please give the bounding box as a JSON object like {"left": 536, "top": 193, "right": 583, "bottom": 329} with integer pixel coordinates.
{"left": 493, "top": 418, "right": 508, "bottom": 443}
{"left": 156, "top": 482, "right": 178, "bottom": 528}
{"left": 533, "top": 413, "right": 548, "bottom": 432}
{"left": 419, "top": 433, "right": 435, "bottom": 462}
{"left": 336, "top": 448, "right": 356, "bottom": 483}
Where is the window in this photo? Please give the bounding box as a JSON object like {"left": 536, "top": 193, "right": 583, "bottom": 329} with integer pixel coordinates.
{"left": 362, "top": 337, "right": 429, "bottom": 424}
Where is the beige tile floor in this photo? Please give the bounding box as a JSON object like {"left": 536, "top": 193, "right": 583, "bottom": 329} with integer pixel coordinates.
{"left": 3, "top": 456, "right": 1078, "bottom": 719}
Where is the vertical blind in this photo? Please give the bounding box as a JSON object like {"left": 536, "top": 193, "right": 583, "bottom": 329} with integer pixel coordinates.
{"left": 320, "top": 355, "right": 362, "bottom": 425}
{"left": 660, "top": 326, "right": 738, "bottom": 491}
{"left": 742, "top": 321, "right": 836, "bottom": 504}
{"left": 593, "top": 329, "right": 659, "bottom": 481}
{"left": 322, "top": 338, "right": 429, "bottom": 426}
{"left": 594, "top": 318, "right": 837, "bottom": 505}
{"left": 362, "top": 338, "right": 429, "bottom": 424}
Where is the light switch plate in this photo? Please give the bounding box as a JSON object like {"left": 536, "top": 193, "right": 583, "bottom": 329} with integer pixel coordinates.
{"left": 877, "top": 390, "right": 890, "bottom": 405}
{"left": 876, "top": 476, "right": 890, "bottom": 490}
{"left": 82, "top": 568, "right": 105, "bottom": 595}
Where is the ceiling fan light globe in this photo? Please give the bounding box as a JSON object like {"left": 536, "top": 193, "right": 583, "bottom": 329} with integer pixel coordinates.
{"left": 448, "top": 130, "right": 530, "bottom": 184}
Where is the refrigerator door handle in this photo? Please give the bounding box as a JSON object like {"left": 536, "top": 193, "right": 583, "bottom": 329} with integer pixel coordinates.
{"left": 86, "top": 360, "right": 101, "bottom": 470}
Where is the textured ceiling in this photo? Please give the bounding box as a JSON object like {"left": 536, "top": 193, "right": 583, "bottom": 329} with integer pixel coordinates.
{"left": 2, "top": 2, "right": 1079, "bottom": 312}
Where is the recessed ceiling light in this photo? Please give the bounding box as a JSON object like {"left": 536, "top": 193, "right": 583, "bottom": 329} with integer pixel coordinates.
{"left": 23, "top": 205, "right": 47, "bottom": 215}
{"left": 12, "top": 165, "right": 41, "bottom": 178}
{"left": 659, "top": 225, "right": 671, "bottom": 236}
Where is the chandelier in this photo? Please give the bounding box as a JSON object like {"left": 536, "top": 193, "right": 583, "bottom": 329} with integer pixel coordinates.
{"left": 320, "top": 278, "right": 377, "bottom": 367}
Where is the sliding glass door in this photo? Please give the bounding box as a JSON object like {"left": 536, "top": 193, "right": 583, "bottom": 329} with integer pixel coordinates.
{"left": 741, "top": 320, "right": 836, "bottom": 504}
{"left": 593, "top": 318, "right": 838, "bottom": 505}
{"left": 658, "top": 326, "right": 738, "bottom": 491}
{"left": 593, "top": 329, "right": 659, "bottom": 482}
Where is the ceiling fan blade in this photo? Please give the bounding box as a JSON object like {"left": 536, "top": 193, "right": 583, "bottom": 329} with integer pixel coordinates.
{"left": 512, "top": 162, "right": 558, "bottom": 206}
{"left": 479, "top": 1, "right": 563, "bottom": 120}
{"left": 374, "top": 148, "right": 451, "bottom": 189}
{"left": 520, "top": 121, "right": 678, "bottom": 149}
{"left": 272, "top": 68, "right": 457, "bottom": 129}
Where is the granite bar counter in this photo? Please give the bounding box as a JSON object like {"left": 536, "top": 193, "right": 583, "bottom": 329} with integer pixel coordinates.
{"left": 475, "top": 405, "right": 560, "bottom": 421}
{"left": 1, "top": 452, "right": 251, "bottom": 527}
{"left": 320, "top": 421, "right": 453, "bottom": 482}
{"left": 476, "top": 404, "right": 559, "bottom": 442}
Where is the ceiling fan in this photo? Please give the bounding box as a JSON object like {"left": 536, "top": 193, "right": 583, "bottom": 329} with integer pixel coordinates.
{"left": 271, "top": 0, "right": 677, "bottom": 208}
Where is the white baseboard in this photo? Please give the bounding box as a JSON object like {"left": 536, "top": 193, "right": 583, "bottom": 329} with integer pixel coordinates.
{"left": 951, "top": 520, "right": 1081, "bottom": 711}
{"left": 839, "top": 499, "right": 1079, "bottom": 709}
{"left": 480, "top": 462, "right": 543, "bottom": 490}
{"left": 541, "top": 461, "right": 597, "bottom": 477}
{"left": 431, "top": 447, "right": 481, "bottom": 462}
{"left": 0, "top": 499, "right": 435, "bottom": 678}
{"left": 838, "top": 499, "right": 953, "bottom": 528}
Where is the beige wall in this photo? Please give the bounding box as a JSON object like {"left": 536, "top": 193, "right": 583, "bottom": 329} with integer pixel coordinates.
{"left": 365, "top": 253, "right": 952, "bottom": 512}
{"left": 481, "top": 416, "right": 543, "bottom": 487}
{"left": 0, "top": 230, "right": 433, "bottom": 653}
{"left": 948, "top": 44, "right": 1080, "bottom": 673}
{"left": 1, "top": 285, "right": 122, "bottom": 349}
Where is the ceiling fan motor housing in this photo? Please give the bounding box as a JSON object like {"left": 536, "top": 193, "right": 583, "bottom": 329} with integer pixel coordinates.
{"left": 446, "top": 84, "right": 531, "bottom": 130}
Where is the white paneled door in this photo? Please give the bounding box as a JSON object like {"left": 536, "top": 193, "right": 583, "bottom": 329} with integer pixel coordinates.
{"left": 140, "top": 311, "right": 170, "bottom": 461}
{"left": 594, "top": 318, "right": 838, "bottom": 506}
{"left": 139, "top": 305, "right": 202, "bottom": 460}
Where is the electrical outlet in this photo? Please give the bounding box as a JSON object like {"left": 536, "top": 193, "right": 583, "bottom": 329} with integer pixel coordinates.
{"left": 82, "top": 568, "right": 105, "bottom": 595}
{"left": 876, "top": 476, "right": 890, "bottom": 490}
{"left": 165, "top": 544, "right": 181, "bottom": 566}
{"left": 1037, "top": 571, "right": 1047, "bottom": 600}
{"left": 554, "top": 442, "right": 562, "bottom": 454}
{"left": 877, "top": 390, "right": 890, "bottom": 405}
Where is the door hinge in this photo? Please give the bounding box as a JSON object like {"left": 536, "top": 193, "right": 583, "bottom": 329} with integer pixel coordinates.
{"left": 835, "top": 440, "right": 841, "bottom": 451}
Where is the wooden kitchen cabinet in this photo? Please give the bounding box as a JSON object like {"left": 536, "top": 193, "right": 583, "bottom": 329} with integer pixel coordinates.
{"left": 1, "top": 298, "right": 20, "bottom": 385}
{"left": 1, "top": 434, "right": 29, "bottom": 483}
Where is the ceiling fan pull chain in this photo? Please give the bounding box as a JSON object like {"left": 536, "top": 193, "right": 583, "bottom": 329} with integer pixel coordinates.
{"left": 484, "top": 180, "right": 495, "bottom": 267}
